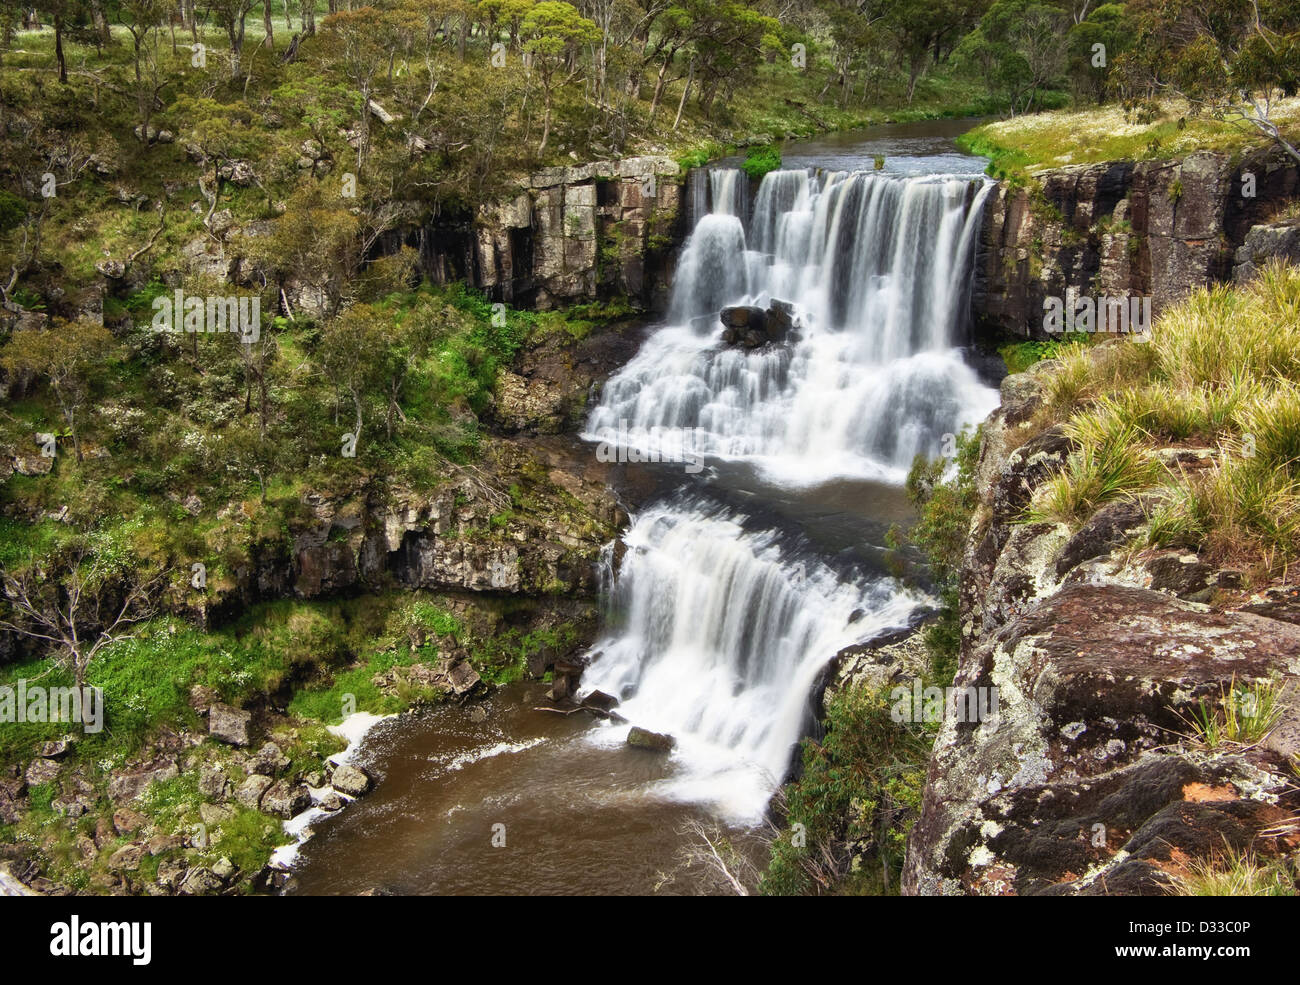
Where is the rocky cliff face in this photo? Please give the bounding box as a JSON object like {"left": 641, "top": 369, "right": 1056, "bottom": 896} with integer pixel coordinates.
{"left": 973, "top": 148, "right": 1300, "bottom": 338}
{"left": 376, "top": 156, "right": 687, "bottom": 312}
{"left": 190, "top": 438, "right": 624, "bottom": 629}
{"left": 903, "top": 362, "right": 1300, "bottom": 896}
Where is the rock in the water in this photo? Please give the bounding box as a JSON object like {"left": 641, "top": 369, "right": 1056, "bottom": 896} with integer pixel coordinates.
{"left": 581, "top": 689, "right": 619, "bottom": 712}
{"left": 447, "top": 660, "right": 482, "bottom": 696}
{"left": 627, "top": 727, "right": 676, "bottom": 752}
{"left": 330, "top": 763, "right": 372, "bottom": 797}
{"left": 208, "top": 703, "right": 252, "bottom": 747}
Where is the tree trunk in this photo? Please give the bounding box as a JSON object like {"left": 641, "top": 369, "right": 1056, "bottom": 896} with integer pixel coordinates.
{"left": 54, "top": 14, "right": 67, "bottom": 83}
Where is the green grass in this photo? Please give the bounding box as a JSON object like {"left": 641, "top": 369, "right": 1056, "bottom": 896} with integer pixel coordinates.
{"left": 958, "top": 98, "right": 1300, "bottom": 181}
{"left": 1029, "top": 263, "right": 1300, "bottom": 569}
{"left": 1169, "top": 848, "right": 1298, "bottom": 897}
{"left": 1176, "top": 675, "right": 1285, "bottom": 750}
{"left": 740, "top": 144, "right": 782, "bottom": 180}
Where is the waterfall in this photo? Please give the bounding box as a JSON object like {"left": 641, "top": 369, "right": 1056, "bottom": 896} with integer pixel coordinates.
{"left": 587, "top": 168, "right": 999, "bottom": 484}
{"left": 580, "top": 165, "right": 998, "bottom": 822}
{"left": 581, "top": 499, "right": 923, "bottom": 821}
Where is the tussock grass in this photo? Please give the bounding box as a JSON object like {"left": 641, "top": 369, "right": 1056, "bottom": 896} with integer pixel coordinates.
{"left": 1033, "top": 262, "right": 1300, "bottom": 569}
{"left": 1175, "top": 675, "right": 1286, "bottom": 749}
{"left": 1168, "top": 847, "right": 1298, "bottom": 897}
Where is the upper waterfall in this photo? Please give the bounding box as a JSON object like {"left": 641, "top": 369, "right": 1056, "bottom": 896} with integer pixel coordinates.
{"left": 586, "top": 167, "right": 999, "bottom": 484}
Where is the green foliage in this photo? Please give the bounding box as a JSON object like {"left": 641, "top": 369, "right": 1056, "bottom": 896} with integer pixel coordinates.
{"left": 998, "top": 333, "right": 1089, "bottom": 373}
{"left": 740, "top": 144, "right": 782, "bottom": 179}
{"left": 904, "top": 427, "right": 981, "bottom": 679}
{"left": 761, "top": 683, "right": 933, "bottom": 896}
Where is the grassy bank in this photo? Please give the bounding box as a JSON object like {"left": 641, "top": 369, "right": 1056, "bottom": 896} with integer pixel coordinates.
{"left": 959, "top": 99, "right": 1300, "bottom": 181}
{"left": 1026, "top": 262, "right": 1300, "bottom": 576}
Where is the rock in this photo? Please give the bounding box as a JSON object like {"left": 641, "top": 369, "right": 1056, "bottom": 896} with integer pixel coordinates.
{"left": 113, "top": 806, "right": 148, "bottom": 835}
{"left": 146, "top": 834, "right": 183, "bottom": 856}
{"left": 198, "top": 763, "right": 231, "bottom": 801}
{"left": 1234, "top": 217, "right": 1300, "bottom": 283}
{"left": 991, "top": 425, "right": 1074, "bottom": 525}
{"left": 156, "top": 858, "right": 188, "bottom": 890}
{"left": 627, "top": 727, "right": 676, "bottom": 752}
{"left": 1145, "top": 551, "right": 1214, "bottom": 598}
{"left": 94, "top": 259, "right": 126, "bottom": 279}
{"left": 330, "top": 763, "right": 372, "bottom": 797}
{"left": 216, "top": 160, "right": 256, "bottom": 186}
{"left": 23, "top": 758, "right": 60, "bottom": 786}
{"left": 37, "top": 738, "right": 72, "bottom": 758}
{"left": 1054, "top": 496, "right": 1152, "bottom": 577}
{"left": 107, "top": 761, "right": 178, "bottom": 800}
{"left": 447, "top": 661, "right": 481, "bottom": 697}
{"left": 208, "top": 703, "right": 252, "bottom": 747}
{"left": 212, "top": 857, "right": 237, "bottom": 882}
{"left": 904, "top": 582, "right": 1300, "bottom": 896}
{"left": 234, "top": 774, "right": 274, "bottom": 810}
{"left": 108, "top": 843, "right": 146, "bottom": 871}
{"left": 198, "top": 803, "right": 232, "bottom": 826}
{"left": 260, "top": 779, "right": 311, "bottom": 818}
{"left": 720, "top": 305, "right": 765, "bottom": 331}
{"left": 318, "top": 791, "right": 344, "bottom": 812}
{"left": 250, "top": 741, "right": 290, "bottom": 777}
{"left": 580, "top": 689, "right": 619, "bottom": 712}
{"left": 180, "top": 867, "right": 224, "bottom": 896}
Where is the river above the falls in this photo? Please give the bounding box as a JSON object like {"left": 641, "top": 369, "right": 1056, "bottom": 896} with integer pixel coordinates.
{"left": 286, "top": 117, "right": 998, "bottom": 896}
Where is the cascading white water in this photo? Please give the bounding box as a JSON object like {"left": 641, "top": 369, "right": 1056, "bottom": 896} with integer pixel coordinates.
{"left": 581, "top": 499, "right": 922, "bottom": 821}
{"left": 581, "top": 164, "right": 998, "bottom": 823}
{"left": 587, "top": 168, "right": 1000, "bottom": 483}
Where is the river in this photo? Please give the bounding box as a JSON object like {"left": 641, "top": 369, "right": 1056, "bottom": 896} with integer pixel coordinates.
{"left": 286, "top": 117, "right": 999, "bottom": 896}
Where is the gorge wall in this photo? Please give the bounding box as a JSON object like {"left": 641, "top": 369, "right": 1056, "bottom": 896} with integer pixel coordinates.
{"left": 901, "top": 363, "right": 1300, "bottom": 896}
{"left": 972, "top": 146, "right": 1300, "bottom": 338}
{"left": 377, "top": 155, "right": 688, "bottom": 312}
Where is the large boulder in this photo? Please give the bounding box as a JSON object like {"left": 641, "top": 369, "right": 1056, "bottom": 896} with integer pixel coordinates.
{"left": 627, "top": 727, "right": 676, "bottom": 752}
{"left": 904, "top": 582, "right": 1300, "bottom": 896}
{"left": 208, "top": 703, "right": 252, "bottom": 747}
{"left": 261, "top": 779, "right": 311, "bottom": 819}
{"left": 330, "top": 763, "right": 372, "bottom": 798}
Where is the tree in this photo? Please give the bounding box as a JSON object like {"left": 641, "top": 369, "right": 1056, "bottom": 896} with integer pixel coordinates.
{"left": 954, "top": 0, "right": 1068, "bottom": 114}
{"left": 521, "top": 1, "right": 599, "bottom": 150}
{"left": 1, "top": 539, "right": 161, "bottom": 691}
{"left": 121, "top": 0, "right": 171, "bottom": 132}
{"left": 174, "top": 96, "right": 257, "bottom": 235}
{"left": 1, "top": 318, "right": 114, "bottom": 462}
{"left": 322, "top": 6, "right": 391, "bottom": 170}
{"left": 1117, "top": 0, "right": 1300, "bottom": 165}
{"left": 319, "top": 302, "right": 387, "bottom": 447}
{"left": 206, "top": 0, "right": 257, "bottom": 78}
